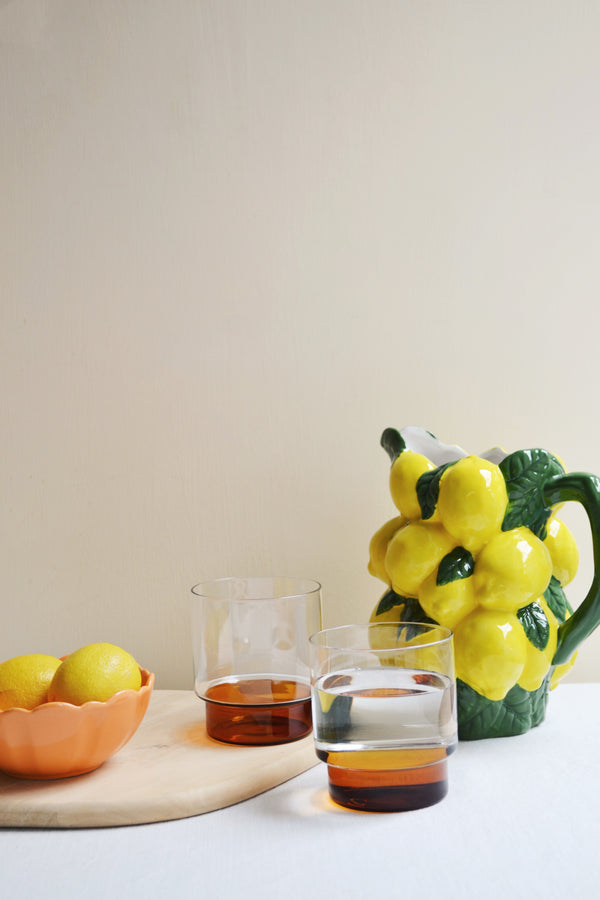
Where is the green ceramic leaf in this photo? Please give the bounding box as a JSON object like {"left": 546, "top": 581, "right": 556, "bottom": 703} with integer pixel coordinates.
{"left": 544, "top": 575, "right": 569, "bottom": 624}
{"left": 375, "top": 588, "right": 405, "bottom": 616}
{"left": 499, "top": 448, "right": 565, "bottom": 539}
{"left": 517, "top": 601, "right": 550, "bottom": 651}
{"left": 416, "top": 462, "right": 455, "bottom": 520}
{"left": 396, "top": 609, "right": 436, "bottom": 641}
{"left": 374, "top": 590, "right": 435, "bottom": 640}
{"left": 398, "top": 595, "right": 435, "bottom": 625}
{"left": 436, "top": 547, "right": 474, "bottom": 586}
{"left": 529, "top": 676, "right": 552, "bottom": 727}
{"left": 456, "top": 680, "right": 505, "bottom": 740}
{"left": 380, "top": 428, "right": 406, "bottom": 464}
{"left": 457, "top": 676, "right": 551, "bottom": 740}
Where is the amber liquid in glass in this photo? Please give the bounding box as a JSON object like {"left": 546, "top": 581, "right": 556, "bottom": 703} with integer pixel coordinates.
{"left": 317, "top": 746, "right": 449, "bottom": 812}
{"left": 203, "top": 676, "right": 312, "bottom": 745}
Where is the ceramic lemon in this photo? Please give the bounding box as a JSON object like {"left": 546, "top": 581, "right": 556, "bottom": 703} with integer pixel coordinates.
{"left": 368, "top": 426, "right": 600, "bottom": 740}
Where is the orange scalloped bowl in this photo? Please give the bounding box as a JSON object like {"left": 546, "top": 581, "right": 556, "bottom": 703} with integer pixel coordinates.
{"left": 0, "top": 668, "right": 154, "bottom": 779}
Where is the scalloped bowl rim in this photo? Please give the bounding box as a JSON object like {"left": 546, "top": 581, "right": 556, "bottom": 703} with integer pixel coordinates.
{"left": 0, "top": 668, "right": 155, "bottom": 779}
{"left": 0, "top": 667, "right": 154, "bottom": 718}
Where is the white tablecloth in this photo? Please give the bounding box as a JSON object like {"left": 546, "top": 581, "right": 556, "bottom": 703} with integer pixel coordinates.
{"left": 1, "top": 683, "right": 597, "bottom": 900}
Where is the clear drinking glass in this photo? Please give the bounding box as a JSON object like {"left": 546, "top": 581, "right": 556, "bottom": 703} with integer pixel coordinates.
{"left": 309, "top": 622, "right": 457, "bottom": 812}
{"left": 191, "top": 576, "right": 322, "bottom": 745}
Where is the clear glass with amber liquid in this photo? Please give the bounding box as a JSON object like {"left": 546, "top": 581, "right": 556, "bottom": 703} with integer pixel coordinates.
{"left": 313, "top": 663, "right": 457, "bottom": 812}
{"left": 191, "top": 576, "right": 322, "bottom": 745}
{"left": 203, "top": 675, "right": 313, "bottom": 745}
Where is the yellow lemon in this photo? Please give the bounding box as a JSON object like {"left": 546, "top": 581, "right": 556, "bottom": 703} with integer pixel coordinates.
{"left": 453, "top": 608, "right": 528, "bottom": 701}
{"left": 543, "top": 515, "right": 579, "bottom": 586}
{"left": 389, "top": 451, "right": 434, "bottom": 520}
{"left": 317, "top": 689, "right": 336, "bottom": 714}
{"left": 517, "top": 598, "right": 559, "bottom": 692}
{"left": 418, "top": 569, "right": 478, "bottom": 630}
{"left": 366, "top": 613, "right": 450, "bottom": 673}
{"left": 549, "top": 599, "right": 578, "bottom": 688}
{"left": 367, "top": 515, "right": 407, "bottom": 584}
{"left": 384, "top": 521, "right": 456, "bottom": 597}
{"left": 550, "top": 652, "right": 577, "bottom": 689}
{"left": 474, "top": 526, "right": 553, "bottom": 612}
{"left": 0, "top": 654, "right": 62, "bottom": 710}
{"left": 48, "top": 643, "right": 142, "bottom": 705}
{"left": 437, "top": 456, "right": 508, "bottom": 553}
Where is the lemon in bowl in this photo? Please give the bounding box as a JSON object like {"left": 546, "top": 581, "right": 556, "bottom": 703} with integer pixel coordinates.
{"left": 0, "top": 654, "right": 62, "bottom": 710}
{"left": 48, "top": 643, "right": 142, "bottom": 704}
{"left": 0, "top": 643, "right": 154, "bottom": 779}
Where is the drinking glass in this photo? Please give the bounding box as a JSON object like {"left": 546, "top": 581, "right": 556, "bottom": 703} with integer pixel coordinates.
{"left": 309, "top": 622, "right": 457, "bottom": 811}
{"left": 191, "top": 576, "right": 322, "bottom": 745}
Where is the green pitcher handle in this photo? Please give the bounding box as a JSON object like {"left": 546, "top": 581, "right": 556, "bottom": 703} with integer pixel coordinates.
{"left": 543, "top": 472, "right": 600, "bottom": 665}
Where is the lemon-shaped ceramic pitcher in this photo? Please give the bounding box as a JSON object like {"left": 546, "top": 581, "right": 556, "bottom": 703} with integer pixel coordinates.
{"left": 368, "top": 426, "right": 600, "bottom": 740}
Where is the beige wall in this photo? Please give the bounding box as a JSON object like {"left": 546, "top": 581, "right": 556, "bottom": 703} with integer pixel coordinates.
{"left": 2, "top": 0, "right": 600, "bottom": 687}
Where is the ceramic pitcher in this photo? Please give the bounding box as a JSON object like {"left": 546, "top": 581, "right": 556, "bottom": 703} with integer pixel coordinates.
{"left": 368, "top": 426, "right": 600, "bottom": 740}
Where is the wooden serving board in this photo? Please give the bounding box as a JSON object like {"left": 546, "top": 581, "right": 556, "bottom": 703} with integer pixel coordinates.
{"left": 0, "top": 690, "right": 318, "bottom": 828}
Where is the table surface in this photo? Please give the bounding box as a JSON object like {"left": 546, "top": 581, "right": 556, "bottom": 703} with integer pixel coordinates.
{"left": 0, "top": 683, "right": 597, "bottom": 900}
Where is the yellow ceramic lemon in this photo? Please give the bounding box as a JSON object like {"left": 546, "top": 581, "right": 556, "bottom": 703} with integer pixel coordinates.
{"left": 550, "top": 653, "right": 578, "bottom": 689}
{"left": 389, "top": 451, "right": 434, "bottom": 520}
{"left": 474, "top": 526, "right": 553, "bottom": 612}
{"left": 384, "top": 521, "right": 456, "bottom": 597}
{"left": 437, "top": 456, "right": 508, "bottom": 553}
{"left": 543, "top": 515, "right": 579, "bottom": 586}
{"left": 517, "top": 597, "right": 558, "bottom": 692}
{"left": 418, "top": 569, "right": 478, "bottom": 631}
{"left": 367, "top": 515, "right": 407, "bottom": 585}
{"left": 453, "top": 608, "right": 529, "bottom": 701}
{"left": 367, "top": 608, "right": 450, "bottom": 673}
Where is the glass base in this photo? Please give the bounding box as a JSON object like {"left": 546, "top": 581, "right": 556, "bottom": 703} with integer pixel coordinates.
{"left": 327, "top": 758, "right": 448, "bottom": 812}
{"left": 205, "top": 700, "right": 312, "bottom": 745}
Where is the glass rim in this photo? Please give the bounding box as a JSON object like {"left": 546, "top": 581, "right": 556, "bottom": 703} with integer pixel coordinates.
{"left": 191, "top": 575, "right": 322, "bottom": 602}
{"left": 308, "top": 621, "right": 453, "bottom": 652}
{"left": 196, "top": 673, "right": 312, "bottom": 706}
